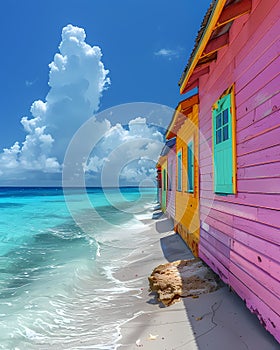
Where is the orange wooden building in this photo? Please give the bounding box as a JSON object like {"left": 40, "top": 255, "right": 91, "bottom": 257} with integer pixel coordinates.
{"left": 166, "top": 94, "right": 200, "bottom": 256}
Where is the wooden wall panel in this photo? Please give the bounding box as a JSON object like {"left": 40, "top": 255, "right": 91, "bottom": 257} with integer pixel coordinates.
{"left": 196, "top": 0, "right": 280, "bottom": 341}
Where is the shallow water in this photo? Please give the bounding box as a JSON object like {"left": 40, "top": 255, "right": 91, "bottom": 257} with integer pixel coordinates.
{"left": 0, "top": 187, "right": 157, "bottom": 349}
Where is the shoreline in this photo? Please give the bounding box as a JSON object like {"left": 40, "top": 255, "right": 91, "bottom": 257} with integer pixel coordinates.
{"left": 115, "top": 210, "right": 279, "bottom": 349}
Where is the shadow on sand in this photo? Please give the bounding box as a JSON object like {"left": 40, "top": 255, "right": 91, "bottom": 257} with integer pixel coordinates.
{"left": 159, "top": 233, "right": 194, "bottom": 262}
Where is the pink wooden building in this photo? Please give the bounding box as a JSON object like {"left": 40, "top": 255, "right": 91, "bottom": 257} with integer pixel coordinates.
{"left": 179, "top": 0, "right": 280, "bottom": 341}
{"left": 157, "top": 138, "right": 176, "bottom": 220}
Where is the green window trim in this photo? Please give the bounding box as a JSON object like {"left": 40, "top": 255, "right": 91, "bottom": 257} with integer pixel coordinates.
{"left": 187, "top": 140, "right": 194, "bottom": 193}
{"left": 212, "top": 87, "right": 236, "bottom": 194}
{"left": 177, "top": 151, "right": 182, "bottom": 192}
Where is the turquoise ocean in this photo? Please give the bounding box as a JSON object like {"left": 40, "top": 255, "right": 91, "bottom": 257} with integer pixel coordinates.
{"left": 0, "top": 187, "right": 157, "bottom": 349}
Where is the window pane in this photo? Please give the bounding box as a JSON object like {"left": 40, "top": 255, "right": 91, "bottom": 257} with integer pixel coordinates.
{"left": 216, "top": 113, "right": 222, "bottom": 129}
{"left": 216, "top": 129, "right": 222, "bottom": 144}
{"left": 223, "top": 125, "right": 229, "bottom": 141}
{"left": 187, "top": 142, "right": 194, "bottom": 192}
{"left": 223, "top": 109, "right": 228, "bottom": 125}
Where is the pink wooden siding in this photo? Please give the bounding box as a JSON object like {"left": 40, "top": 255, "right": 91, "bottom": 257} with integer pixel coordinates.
{"left": 198, "top": 0, "right": 280, "bottom": 341}
{"left": 166, "top": 145, "right": 176, "bottom": 220}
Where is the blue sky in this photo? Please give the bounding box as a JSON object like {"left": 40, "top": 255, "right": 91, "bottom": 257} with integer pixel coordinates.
{"left": 0, "top": 0, "right": 210, "bottom": 186}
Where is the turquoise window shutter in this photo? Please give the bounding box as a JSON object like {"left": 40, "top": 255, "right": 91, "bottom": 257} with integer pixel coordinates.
{"left": 187, "top": 141, "right": 194, "bottom": 193}
{"left": 177, "top": 151, "right": 182, "bottom": 192}
{"left": 213, "top": 93, "right": 234, "bottom": 194}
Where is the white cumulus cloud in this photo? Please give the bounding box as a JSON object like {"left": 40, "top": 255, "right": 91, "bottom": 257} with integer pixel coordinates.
{"left": 84, "top": 117, "right": 164, "bottom": 186}
{"left": 0, "top": 24, "right": 166, "bottom": 187}
{"left": 0, "top": 24, "right": 110, "bottom": 185}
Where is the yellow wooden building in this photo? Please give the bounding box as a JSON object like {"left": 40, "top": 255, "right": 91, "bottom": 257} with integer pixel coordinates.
{"left": 166, "top": 94, "right": 200, "bottom": 256}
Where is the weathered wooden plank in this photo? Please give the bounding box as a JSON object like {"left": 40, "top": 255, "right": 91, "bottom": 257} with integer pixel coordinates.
{"left": 254, "top": 94, "right": 280, "bottom": 122}
{"left": 200, "top": 191, "right": 215, "bottom": 206}
{"left": 237, "top": 94, "right": 279, "bottom": 132}
{"left": 201, "top": 192, "right": 280, "bottom": 211}
{"left": 200, "top": 228, "right": 230, "bottom": 258}
{"left": 230, "top": 259, "right": 280, "bottom": 316}
{"left": 235, "top": 7, "right": 280, "bottom": 73}
{"left": 233, "top": 216, "right": 280, "bottom": 245}
{"left": 235, "top": 36, "right": 280, "bottom": 92}
{"left": 236, "top": 109, "right": 255, "bottom": 132}
{"left": 238, "top": 177, "right": 280, "bottom": 194}
{"left": 201, "top": 225, "right": 230, "bottom": 247}
{"left": 199, "top": 158, "right": 212, "bottom": 169}
{"left": 199, "top": 140, "right": 212, "bottom": 154}
{"left": 200, "top": 173, "right": 212, "bottom": 182}
{"left": 238, "top": 125, "right": 280, "bottom": 156}
{"left": 199, "top": 244, "right": 229, "bottom": 283}
{"left": 202, "top": 199, "right": 280, "bottom": 229}
{"left": 238, "top": 143, "right": 280, "bottom": 168}
{"left": 233, "top": 227, "right": 280, "bottom": 256}
{"left": 199, "top": 127, "right": 212, "bottom": 142}
{"left": 236, "top": 73, "right": 280, "bottom": 115}
{"left": 200, "top": 181, "right": 214, "bottom": 191}
{"left": 257, "top": 207, "right": 280, "bottom": 228}
{"left": 236, "top": 49, "right": 279, "bottom": 98}
{"left": 237, "top": 161, "right": 280, "bottom": 179}
{"left": 238, "top": 112, "right": 280, "bottom": 143}
{"left": 203, "top": 200, "right": 258, "bottom": 221}
{"left": 200, "top": 164, "right": 212, "bottom": 175}
{"left": 230, "top": 240, "right": 280, "bottom": 284}
{"left": 200, "top": 151, "right": 213, "bottom": 164}
{"left": 237, "top": 56, "right": 279, "bottom": 106}
{"left": 201, "top": 206, "right": 234, "bottom": 226}
{"left": 229, "top": 272, "right": 280, "bottom": 342}
{"left": 201, "top": 215, "right": 234, "bottom": 237}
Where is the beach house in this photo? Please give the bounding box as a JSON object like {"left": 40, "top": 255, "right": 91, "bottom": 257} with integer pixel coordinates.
{"left": 165, "top": 95, "right": 200, "bottom": 256}
{"left": 158, "top": 0, "right": 280, "bottom": 341}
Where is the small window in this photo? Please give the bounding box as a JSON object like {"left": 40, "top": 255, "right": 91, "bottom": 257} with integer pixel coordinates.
{"left": 212, "top": 86, "right": 236, "bottom": 194}
{"left": 177, "top": 151, "right": 182, "bottom": 192}
{"left": 187, "top": 140, "right": 194, "bottom": 193}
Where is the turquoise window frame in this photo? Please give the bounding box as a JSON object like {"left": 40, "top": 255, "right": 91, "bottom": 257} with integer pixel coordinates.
{"left": 177, "top": 151, "right": 182, "bottom": 192}
{"left": 212, "top": 87, "right": 236, "bottom": 194}
{"left": 187, "top": 140, "right": 194, "bottom": 193}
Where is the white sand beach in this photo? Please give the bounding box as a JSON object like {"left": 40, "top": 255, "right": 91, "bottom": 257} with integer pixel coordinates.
{"left": 116, "top": 210, "right": 279, "bottom": 350}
